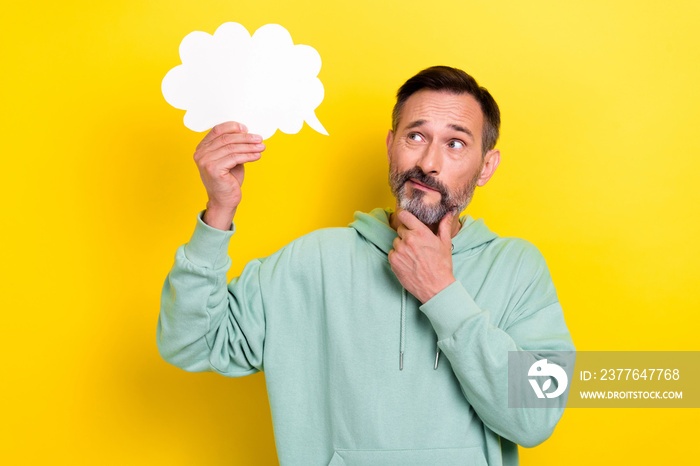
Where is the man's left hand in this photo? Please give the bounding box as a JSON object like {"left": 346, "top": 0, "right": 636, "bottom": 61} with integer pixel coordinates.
{"left": 388, "top": 210, "right": 457, "bottom": 303}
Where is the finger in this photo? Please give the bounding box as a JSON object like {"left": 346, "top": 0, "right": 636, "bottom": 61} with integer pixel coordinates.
{"left": 198, "top": 121, "right": 248, "bottom": 149}
{"left": 396, "top": 224, "right": 408, "bottom": 239}
{"left": 397, "top": 209, "right": 426, "bottom": 231}
{"left": 206, "top": 141, "right": 266, "bottom": 161}
{"left": 206, "top": 131, "right": 263, "bottom": 152}
{"left": 387, "top": 249, "right": 397, "bottom": 267}
{"left": 222, "top": 152, "right": 262, "bottom": 170}
{"left": 207, "top": 152, "right": 262, "bottom": 174}
{"left": 438, "top": 212, "right": 455, "bottom": 243}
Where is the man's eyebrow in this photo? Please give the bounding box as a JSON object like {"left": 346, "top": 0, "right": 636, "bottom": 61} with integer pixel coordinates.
{"left": 449, "top": 124, "right": 474, "bottom": 139}
{"left": 405, "top": 119, "right": 426, "bottom": 130}
{"left": 404, "top": 120, "right": 474, "bottom": 140}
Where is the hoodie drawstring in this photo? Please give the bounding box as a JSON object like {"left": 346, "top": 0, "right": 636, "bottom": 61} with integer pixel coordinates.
{"left": 399, "top": 287, "right": 441, "bottom": 371}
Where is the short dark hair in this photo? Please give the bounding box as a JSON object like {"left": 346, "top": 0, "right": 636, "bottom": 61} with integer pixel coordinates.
{"left": 392, "top": 66, "right": 501, "bottom": 155}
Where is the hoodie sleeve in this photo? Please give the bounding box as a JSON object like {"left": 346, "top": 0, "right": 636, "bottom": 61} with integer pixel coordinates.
{"left": 419, "top": 242, "right": 575, "bottom": 448}
{"left": 157, "top": 211, "right": 265, "bottom": 376}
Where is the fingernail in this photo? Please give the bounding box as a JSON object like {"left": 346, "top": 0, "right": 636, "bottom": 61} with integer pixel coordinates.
{"left": 240, "top": 123, "right": 248, "bottom": 132}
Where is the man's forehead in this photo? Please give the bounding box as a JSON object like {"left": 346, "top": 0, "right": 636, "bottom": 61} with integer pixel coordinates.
{"left": 399, "top": 90, "right": 483, "bottom": 135}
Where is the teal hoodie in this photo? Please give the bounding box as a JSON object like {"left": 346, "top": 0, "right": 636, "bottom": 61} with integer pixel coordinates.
{"left": 158, "top": 208, "right": 575, "bottom": 466}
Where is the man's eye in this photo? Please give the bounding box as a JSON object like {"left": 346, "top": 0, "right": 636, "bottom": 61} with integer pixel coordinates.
{"left": 408, "top": 132, "right": 423, "bottom": 141}
{"left": 448, "top": 140, "right": 465, "bottom": 149}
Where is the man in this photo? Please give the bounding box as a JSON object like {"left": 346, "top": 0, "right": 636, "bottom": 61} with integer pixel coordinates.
{"left": 158, "top": 66, "right": 575, "bottom": 465}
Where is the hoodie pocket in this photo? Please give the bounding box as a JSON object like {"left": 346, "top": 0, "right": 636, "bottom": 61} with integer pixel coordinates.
{"left": 327, "top": 446, "right": 487, "bottom": 466}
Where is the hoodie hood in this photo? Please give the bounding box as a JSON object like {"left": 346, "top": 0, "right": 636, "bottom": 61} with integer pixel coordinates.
{"left": 350, "top": 208, "right": 498, "bottom": 256}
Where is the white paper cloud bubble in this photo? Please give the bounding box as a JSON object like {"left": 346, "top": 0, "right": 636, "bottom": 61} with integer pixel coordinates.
{"left": 162, "top": 22, "right": 328, "bottom": 140}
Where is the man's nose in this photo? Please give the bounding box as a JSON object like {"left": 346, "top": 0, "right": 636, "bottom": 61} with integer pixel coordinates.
{"left": 417, "top": 142, "right": 442, "bottom": 174}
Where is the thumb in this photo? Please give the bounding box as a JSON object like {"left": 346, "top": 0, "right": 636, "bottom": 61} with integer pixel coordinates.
{"left": 438, "top": 212, "right": 456, "bottom": 243}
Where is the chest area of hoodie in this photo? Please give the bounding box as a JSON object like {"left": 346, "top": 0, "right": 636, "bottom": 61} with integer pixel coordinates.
{"left": 259, "top": 239, "right": 517, "bottom": 371}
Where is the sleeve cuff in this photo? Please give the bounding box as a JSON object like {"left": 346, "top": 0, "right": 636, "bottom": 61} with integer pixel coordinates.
{"left": 182, "top": 211, "right": 236, "bottom": 269}
{"left": 419, "top": 280, "right": 483, "bottom": 342}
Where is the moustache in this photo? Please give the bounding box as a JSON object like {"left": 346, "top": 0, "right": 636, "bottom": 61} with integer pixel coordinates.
{"left": 397, "top": 167, "right": 449, "bottom": 198}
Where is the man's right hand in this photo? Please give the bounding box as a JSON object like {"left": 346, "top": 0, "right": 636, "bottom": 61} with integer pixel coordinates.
{"left": 193, "top": 121, "right": 266, "bottom": 230}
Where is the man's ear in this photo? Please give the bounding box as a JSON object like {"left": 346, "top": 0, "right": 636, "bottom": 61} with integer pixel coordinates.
{"left": 476, "top": 149, "right": 501, "bottom": 187}
{"left": 386, "top": 130, "right": 394, "bottom": 163}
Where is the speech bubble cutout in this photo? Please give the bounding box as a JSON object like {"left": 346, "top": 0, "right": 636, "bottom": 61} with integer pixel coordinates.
{"left": 162, "top": 22, "right": 328, "bottom": 140}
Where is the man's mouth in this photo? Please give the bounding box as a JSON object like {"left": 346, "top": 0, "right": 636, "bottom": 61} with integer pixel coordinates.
{"left": 408, "top": 178, "right": 439, "bottom": 193}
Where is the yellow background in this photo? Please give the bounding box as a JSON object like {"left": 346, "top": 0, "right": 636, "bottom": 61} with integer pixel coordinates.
{"left": 2, "top": 0, "right": 698, "bottom": 464}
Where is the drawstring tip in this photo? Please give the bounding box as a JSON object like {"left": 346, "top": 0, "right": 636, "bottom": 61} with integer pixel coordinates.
{"left": 434, "top": 349, "right": 441, "bottom": 370}
{"left": 400, "top": 352, "right": 404, "bottom": 371}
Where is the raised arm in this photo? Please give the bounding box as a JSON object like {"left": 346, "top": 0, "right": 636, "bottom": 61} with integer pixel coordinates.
{"left": 157, "top": 121, "right": 268, "bottom": 376}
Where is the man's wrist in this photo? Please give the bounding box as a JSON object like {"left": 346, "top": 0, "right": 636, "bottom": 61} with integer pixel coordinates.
{"left": 417, "top": 277, "right": 456, "bottom": 303}
{"left": 202, "top": 204, "right": 237, "bottom": 231}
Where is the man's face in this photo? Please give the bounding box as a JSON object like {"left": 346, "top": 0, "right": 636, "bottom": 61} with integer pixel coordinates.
{"left": 387, "top": 90, "right": 500, "bottom": 226}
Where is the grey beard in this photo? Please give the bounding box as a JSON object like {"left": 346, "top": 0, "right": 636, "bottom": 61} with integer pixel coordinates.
{"left": 389, "top": 166, "right": 480, "bottom": 226}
